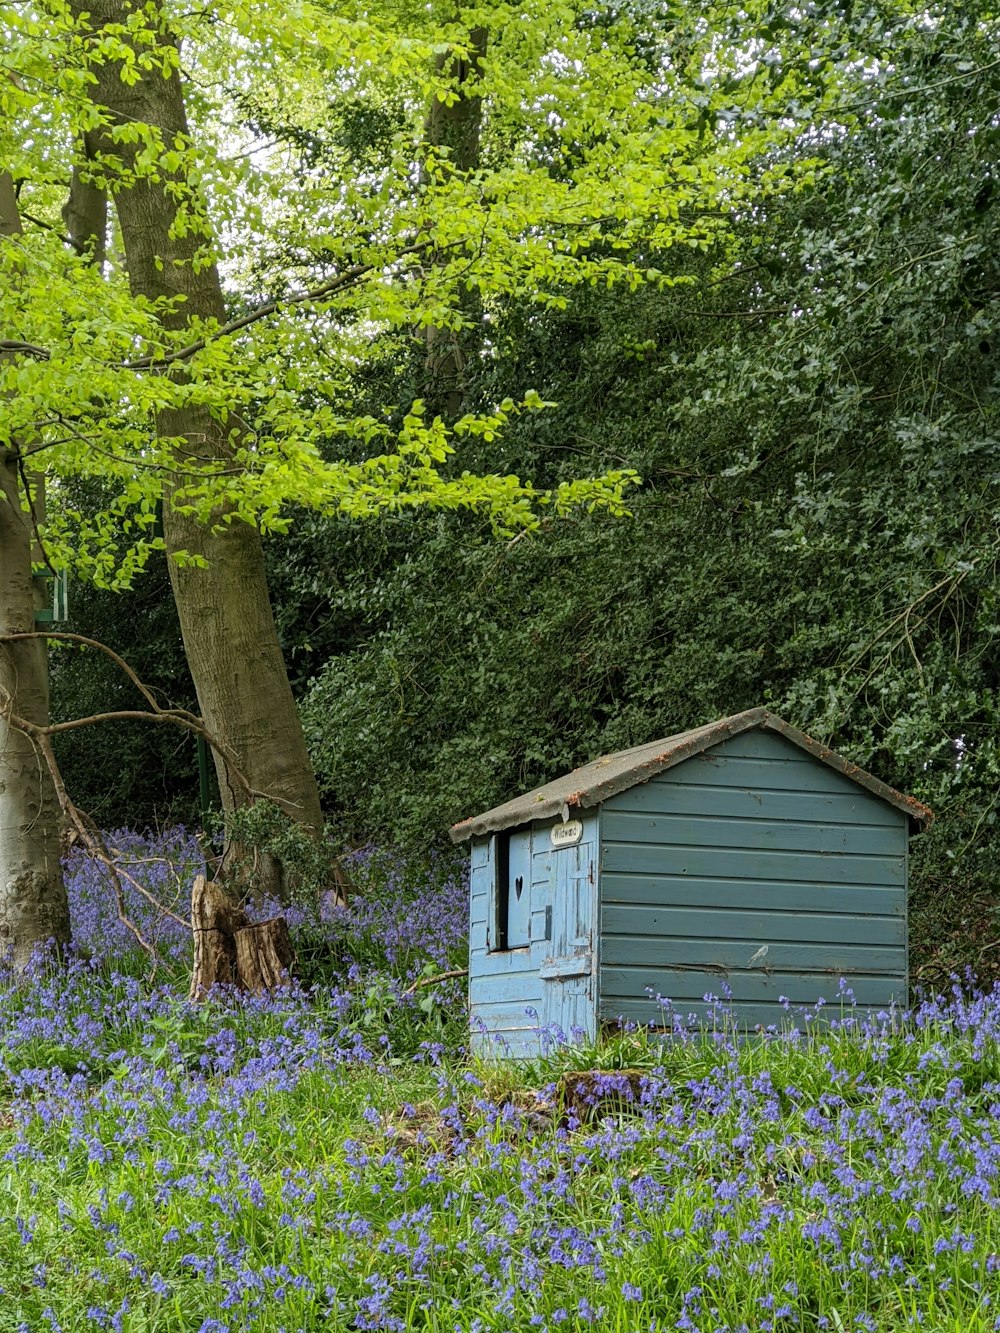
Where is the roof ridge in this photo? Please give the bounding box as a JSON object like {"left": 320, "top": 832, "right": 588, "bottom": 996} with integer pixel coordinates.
{"left": 449, "top": 709, "right": 932, "bottom": 841}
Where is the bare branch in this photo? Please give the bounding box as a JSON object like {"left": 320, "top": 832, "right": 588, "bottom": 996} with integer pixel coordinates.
{"left": 401, "top": 967, "right": 469, "bottom": 998}
{"left": 21, "top": 415, "right": 246, "bottom": 479}
{"left": 17, "top": 206, "right": 86, "bottom": 256}
{"left": 1, "top": 629, "right": 177, "bottom": 712}
{"left": 0, "top": 341, "right": 50, "bottom": 360}
{"left": 0, "top": 629, "right": 317, "bottom": 824}
{"left": 0, "top": 697, "right": 168, "bottom": 952}
{"left": 2, "top": 236, "right": 465, "bottom": 372}
{"left": 122, "top": 239, "right": 442, "bottom": 372}
{"left": 42, "top": 707, "right": 220, "bottom": 737}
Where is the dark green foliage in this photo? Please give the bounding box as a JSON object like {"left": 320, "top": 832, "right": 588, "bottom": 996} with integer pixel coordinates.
{"left": 296, "top": 2, "right": 1000, "bottom": 984}
{"left": 48, "top": 555, "right": 202, "bottom": 829}
{"left": 909, "top": 802, "right": 1000, "bottom": 991}
{"left": 215, "top": 801, "right": 343, "bottom": 904}
{"left": 670, "top": 5, "right": 1000, "bottom": 818}
{"left": 301, "top": 494, "right": 797, "bottom": 843}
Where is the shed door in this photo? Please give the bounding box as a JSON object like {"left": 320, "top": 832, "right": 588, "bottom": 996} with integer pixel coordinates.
{"left": 505, "top": 829, "right": 532, "bottom": 949}
{"left": 539, "top": 830, "right": 597, "bottom": 1044}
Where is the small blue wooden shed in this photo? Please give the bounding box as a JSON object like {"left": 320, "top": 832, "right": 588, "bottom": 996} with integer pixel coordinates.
{"left": 450, "top": 708, "right": 932, "bottom": 1056}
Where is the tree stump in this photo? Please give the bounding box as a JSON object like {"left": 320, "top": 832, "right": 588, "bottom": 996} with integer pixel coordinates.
{"left": 189, "top": 874, "right": 247, "bottom": 999}
{"left": 189, "top": 873, "right": 296, "bottom": 1001}
{"left": 556, "top": 1068, "right": 646, "bottom": 1125}
{"left": 234, "top": 917, "right": 297, "bottom": 994}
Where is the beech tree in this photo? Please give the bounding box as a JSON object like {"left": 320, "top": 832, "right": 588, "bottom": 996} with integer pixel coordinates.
{"left": 1, "top": 0, "right": 809, "bottom": 955}
{"left": 0, "top": 179, "right": 70, "bottom": 968}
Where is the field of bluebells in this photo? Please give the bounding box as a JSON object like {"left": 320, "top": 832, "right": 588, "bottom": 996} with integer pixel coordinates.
{"left": 2, "top": 832, "right": 1000, "bottom": 1331}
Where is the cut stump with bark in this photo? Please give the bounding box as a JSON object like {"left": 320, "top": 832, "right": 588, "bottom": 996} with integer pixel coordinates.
{"left": 234, "top": 917, "right": 297, "bottom": 994}
{"left": 189, "top": 873, "right": 296, "bottom": 1001}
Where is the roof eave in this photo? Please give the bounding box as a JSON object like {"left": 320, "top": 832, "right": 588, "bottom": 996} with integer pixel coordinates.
{"left": 448, "top": 707, "right": 933, "bottom": 842}
{"left": 449, "top": 709, "right": 769, "bottom": 842}
{"left": 756, "top": 714, "right": 934, "bottom": 828}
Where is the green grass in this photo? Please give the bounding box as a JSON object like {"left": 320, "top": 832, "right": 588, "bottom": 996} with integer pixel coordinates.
{"left": 2, "top": 975, "right": 1000, "bottom": 1333}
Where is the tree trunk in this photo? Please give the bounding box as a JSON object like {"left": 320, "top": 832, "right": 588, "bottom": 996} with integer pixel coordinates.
{"left": 234, "top": 917, "right": 297, "bottom": 995}
{"left": 0, "top": 455, "right": 71, "bottom": 969}
{"left": 189, "top": 873, "right": 246, "bottom": 997}
{"left": 74, "top": 1, "right": 325, "bottom": 893}
{"left": 421, "top": 28, "right": 487, "bottom": 420}
{"left": 0, "top": 175, "right": 71, "bottom": 970}
{"left": 423, "top": 27, "right": 486, "bottom": 175}
{"left": 62, "top": 130, "right": 108, "bottom": 267}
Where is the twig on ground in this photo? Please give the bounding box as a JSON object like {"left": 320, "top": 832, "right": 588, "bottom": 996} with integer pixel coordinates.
{"left": 401, "top": 967, "right": 469, "bottom": 998}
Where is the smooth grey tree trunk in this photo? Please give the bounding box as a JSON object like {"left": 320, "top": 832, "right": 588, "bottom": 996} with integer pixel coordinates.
{"left": 0, "top": 175, "right": 71, "bottom": 967}
{"left": 62, "top": 130, "right": 108, "bottom": 268}
{"left": 74, "top": 1, "right": 325, "bottom": 892}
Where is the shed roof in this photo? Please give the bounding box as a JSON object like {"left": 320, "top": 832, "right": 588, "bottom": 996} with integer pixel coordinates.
{"left": 449, "top": 708, "right": 933, "bottom": 842}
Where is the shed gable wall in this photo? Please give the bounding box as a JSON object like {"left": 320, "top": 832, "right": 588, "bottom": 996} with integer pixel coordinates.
{"left": 598, "top": 729, "right": 908, "bottom": 1029}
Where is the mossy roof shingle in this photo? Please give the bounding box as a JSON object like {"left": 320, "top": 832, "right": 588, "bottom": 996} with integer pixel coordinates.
{"left": 449, "top": 708, "right": 933, "bottom": 842}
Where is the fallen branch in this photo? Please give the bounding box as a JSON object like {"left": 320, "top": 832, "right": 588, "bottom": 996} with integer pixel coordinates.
{"left": 401, "top": 967, "right": 469, "bottom": 998}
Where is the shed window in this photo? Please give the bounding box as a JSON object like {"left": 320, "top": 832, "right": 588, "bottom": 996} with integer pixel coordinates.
{"left": 492, "top": 830, "right": 531, "bottom": 950}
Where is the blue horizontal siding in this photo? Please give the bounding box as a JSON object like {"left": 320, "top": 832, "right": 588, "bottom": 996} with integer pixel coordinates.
{"left": 472, "top": 1029, "right": 543, "bottom": 1058}
{"left": 601, "top": 872, "right": 904, "bottom": 916}
{"left": 473, "top": 949, "right": 534, "bottom": 979}
{"left": 644, "top": 730, "right": 885, "bottom": 802}
{"left": 471, "top": 992, "right": 546, "bottom": 1057}
{"left": 615, "top": 781, "right": 899, "bottom": 826}
{"left": 602, "top": 902, "right": 905, "bottom": 944}
{"left": 601, "top": 965, "right": 900, "bottom": 1006}
{"left": 602, "top": 809, "right": 900, "bottom": 857}
{"left": 470, "top": 973, "right": 541, "bottom": 1008}
{"left": 598, "top": 728, "right": 908, "bottom": 1026}
{"left": 470, "top": 998, "right": 543, "bottom": 1026}
{"left": 679, "top": 751, "right": 843, "bottom": 782}
{"left": 602, "top": 997, "right": 900, "bottom": 1032}
{"left": 602, "top": 842, "right": 904, "bottom": 886}
{"left": 601, "top": 936, "right": 903, "bottom": 974}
